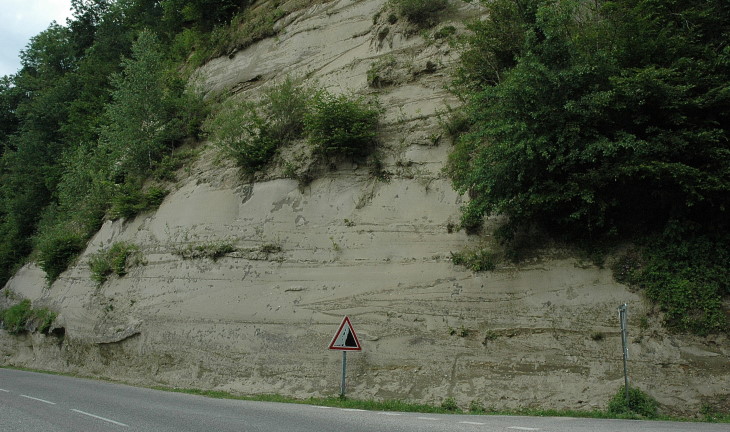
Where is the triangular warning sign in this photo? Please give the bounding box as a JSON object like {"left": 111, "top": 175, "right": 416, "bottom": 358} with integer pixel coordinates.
{"left": 328, "top": 316, "right": 362, "bottom": 351}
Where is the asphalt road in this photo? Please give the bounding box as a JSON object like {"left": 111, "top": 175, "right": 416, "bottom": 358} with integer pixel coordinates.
{"left": 1, "top": 368, "right": 727, "bottom": 432}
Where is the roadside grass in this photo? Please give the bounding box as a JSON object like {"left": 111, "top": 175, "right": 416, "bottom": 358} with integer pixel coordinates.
{"left": 2, "top": 366, "right": 728, "bottom": 423}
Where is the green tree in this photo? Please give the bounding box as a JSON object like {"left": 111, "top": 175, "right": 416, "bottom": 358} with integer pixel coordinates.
{"left": 450, "top": 0, "right": 729, "bottom": 238}
{"left": 98, "top": 30, "right": 202, "bottom": 180}
{"left": 0, "top": 24, "right": 78, "bottom": 285}
{"left": 449, "top": 0, "right": 729, "bottom": 333}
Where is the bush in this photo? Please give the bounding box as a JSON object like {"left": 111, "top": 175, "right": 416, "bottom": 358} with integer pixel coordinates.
{"left": 206, "top": 99, "right": 280, "bottom": 172}
{"left": 152, "top": 148, "right": 201, "bottom": 182}
{"left": 1, "top": 299, "right": 32, "bottom": 334}
{"left": 29, "top": 308, "right": 57, "bottom": 334}
{"left": 109, "top": 184, "right": 168, "bottom": 220}
{"left": 433, "top": 25, "right": 456, "bottom": 39}
{"left": 37, "top": 231, "right": 86, "bottom": 283}
{"left": 440, "top": 397, "right": 459, "bottom": 412}
{"left": 305, "top": 93, "right": 380, "bottom": 159}
{"left": 451, "top": 248, "right": 498, "bottom": 272}
{"left": 367, "top": 56, "right": 398, "bottom": 88}
{"left": 607, "top": 386, "right": 658, "bottom": 418}
{"left": 89, "top": 242, "right": 141, "bottom": 285}
{"left": 392, "top": 0, "right": 448, "bottom": 27}
{"left": 205, "top": 78, "right": 313, "bottom": 173}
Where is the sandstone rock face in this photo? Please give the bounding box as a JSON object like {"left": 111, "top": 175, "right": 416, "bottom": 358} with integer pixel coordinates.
{"left": 1, "top": 0, "right": 727, "bottom": 415}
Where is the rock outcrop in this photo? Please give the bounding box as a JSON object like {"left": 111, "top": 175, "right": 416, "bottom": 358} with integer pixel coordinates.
{"left": 2, "top": 0, "right": 727, "bottom": 415}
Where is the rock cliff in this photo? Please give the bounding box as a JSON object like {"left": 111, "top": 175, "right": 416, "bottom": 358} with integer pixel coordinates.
{"left": 1, "top": 0, "right": 727, "bottom": 415}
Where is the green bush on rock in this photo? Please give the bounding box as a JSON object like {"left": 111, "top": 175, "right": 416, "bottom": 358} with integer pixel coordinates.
{"left": 89, "top": 242, "right": 142, "bottom": 285}
{"left": 305, "top": 93, "right": 380, "bottom": 159}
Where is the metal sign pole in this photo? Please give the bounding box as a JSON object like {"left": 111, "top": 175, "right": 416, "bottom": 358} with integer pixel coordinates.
{"left": 340, "top": 351, "right": 347, "bottom": 398}
{"left": 618, "top": 303, "right": 629, "bottom": 406}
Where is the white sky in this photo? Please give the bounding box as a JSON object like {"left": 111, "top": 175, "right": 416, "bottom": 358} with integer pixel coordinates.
{"left": 0, "top": 0, "right": 74, "bottom": 77}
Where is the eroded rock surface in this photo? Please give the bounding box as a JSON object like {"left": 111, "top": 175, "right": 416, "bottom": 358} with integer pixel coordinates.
{"left": 2, "top": 0, "right": 727, "bottom": 415}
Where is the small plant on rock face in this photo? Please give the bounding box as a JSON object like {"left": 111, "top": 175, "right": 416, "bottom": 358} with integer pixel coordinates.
{"left": 367, "top": 56, "right": 398, "bottom": 88}
{"left": 433, "top": 25, "right": 456, "bottom": 39}
{"left": 1, "top": 300, "right": 57, "bottom": 335}
{"left": 451, "top": 248, "right": 498, "bottom": 272}
{"left": 175, "top": 241, "right": 236, "bottom": 261}
{"left": 205, "top": 99, "right": 279, "bottom": 173}
{"left": 482, "top": 330, "right": 498, "bottom": 345}
{"left": 590, "top": 331, "right": 604, "bottom": 341}
{"left": 30, "top": 308, "right": 57, "bottom": 334}
{"left": 259, "top": 243, "right": 282, "bottom": 254}
{"left": 1, "top": 300, "right": 32, "bottom": 334}
{"left": 392, "top": 0, "right": 448, "bottom": 27}
{"left": 89, "top": 242, "right": 141, "bottom": 285}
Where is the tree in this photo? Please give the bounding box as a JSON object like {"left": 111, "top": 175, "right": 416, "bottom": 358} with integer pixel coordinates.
{"left": 449, "top": 0, "right": 730, "bottom": 333}
{"left": 450, "top": 0, "right": 730, "bottom": 238}
{"left": 98, "top": 30, "right": 196, "bottom": 179}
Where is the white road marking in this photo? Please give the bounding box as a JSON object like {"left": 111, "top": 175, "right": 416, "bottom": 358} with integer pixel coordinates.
{"left": 314, "top": 406, "right": 332, "bottom": 409}
{"left": 417, "top": 416, "right": 440, "bottom": 421}
{"left": 0, "top": 389, "right": 10, "bottom": 392}
{"left": 508, "top": 427, "right": 540, "bottom": 431}
{"left": 460, "top": 421, "right": 486, "bottom": 425}
{"left": 20, "top": 395, "right": 56, "bottom": 405}
{"left": 71, "top": 409, "right": 128, "bottom": 427}
{"left": 379, "top": 412, "right": 402, "bottom": 416}
{"left": 341, "top": 408, "right": 366, "bottom": 412}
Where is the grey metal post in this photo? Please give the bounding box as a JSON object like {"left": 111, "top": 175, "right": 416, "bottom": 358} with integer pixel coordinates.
{"left": 618, "top": 303, "right": 629, "bottom": 406}
{"left": 340, "top": 351, "right": 347, "bottom": 397}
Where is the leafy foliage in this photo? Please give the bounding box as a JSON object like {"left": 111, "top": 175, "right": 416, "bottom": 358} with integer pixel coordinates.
{"left": 451, "top": 0, "right": 729, "bottom": 239}
{"left": 392, "top": 0, "right": 448, "bottom": 27}
{"left": 99, "top": 30, "right": 204, "bottom": 179}
{"left": 109, "top": 184, "right": 168, "bottom": 220}
{"left": 1, "top": 299, "right": 57, "bottom": 335}
{"left": 449, "top": 0, "right": 730, "bottom": 333}
{"left": 88, "top": 242, "right": 141, "bottom": 285}
{"left": 1, "top": 299, "right": 32, "bottom": 334}
{"left": 305, "top": 93, "right": 380, "bottom": 158}
{"left": 451, "top": 248, "right": 498, "bottom": 272}
{"left": 30, "top": 307, "right": 58, "bottom": 334}
{"left": 205, "top": 78, "right": 313, "bottom": 173}
{"left": 607, "top": 386, "right": 658, "bottom": 418}
{"left": 0, "top": 0, "right": 295, "bottom": 285}
{"left": 615, "top": 227, "right": 729, "bottom": 334}
{"left": 36, "top": 230, "right": 86, "bottom": 283}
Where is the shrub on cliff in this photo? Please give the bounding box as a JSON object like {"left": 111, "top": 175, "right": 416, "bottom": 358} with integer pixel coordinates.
{"left": 392, "top": 0, "right": 448, "bottom": 27}
{"left": 1, "top": 299, "right": 32, "bottom": 334}
{"left": 89, "top": 242, "right": 142, "bottom": 285}
{"left": 1, "top": 299, "right": 57, "bottom": 335}
{"left": 36, "top": 230, "right": 86, "bottom": 283}
{"left": 205, "top": 78, "right": 313, "bottom": 173}
{"left": 304, "top": 93, "right": 380, "bottom": 159}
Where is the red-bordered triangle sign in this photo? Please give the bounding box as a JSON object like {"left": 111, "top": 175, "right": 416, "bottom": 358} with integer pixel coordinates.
{"left": 328, "top": 316, "right": 362, "bottom": 351}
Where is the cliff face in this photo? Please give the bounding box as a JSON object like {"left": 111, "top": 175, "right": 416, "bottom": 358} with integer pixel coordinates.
{"left": 1, "top": 0, "right": 727, "bottom": 414}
